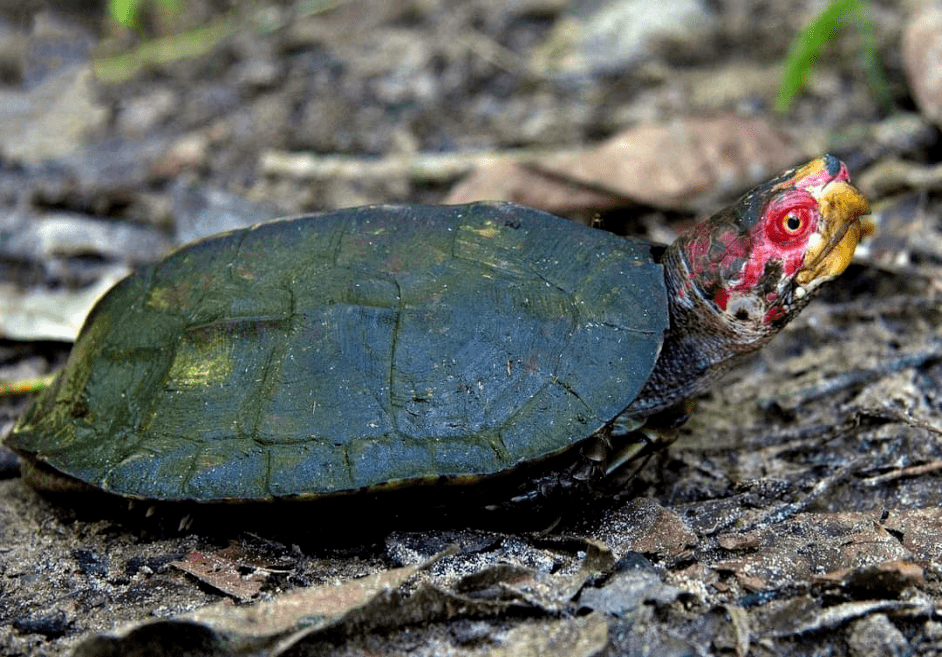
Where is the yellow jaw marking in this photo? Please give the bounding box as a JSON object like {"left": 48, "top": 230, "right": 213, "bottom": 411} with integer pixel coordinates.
{"left": 797, "top": 180, "right": 869, "bottom": 286}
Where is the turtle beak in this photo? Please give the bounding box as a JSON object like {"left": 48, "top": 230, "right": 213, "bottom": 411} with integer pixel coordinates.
{"left": 791, "top": 158, "right": 870, "bottom": 287}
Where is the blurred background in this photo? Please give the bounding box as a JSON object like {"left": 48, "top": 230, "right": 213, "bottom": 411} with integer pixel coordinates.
{"left": 1, "top": 2, "right": 941, "bottom": 655}
{"left": 0, "top": 0, "right": 938, "bottom": 345}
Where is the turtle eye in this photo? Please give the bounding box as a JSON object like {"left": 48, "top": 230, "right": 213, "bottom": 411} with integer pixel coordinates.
{"left": 765, "top": 192, "right": 817, "bottom": 246}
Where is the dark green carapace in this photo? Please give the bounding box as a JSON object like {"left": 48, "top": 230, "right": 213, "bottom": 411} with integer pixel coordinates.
{"left": 9, "top": 202, "right": 668, "bottom": 502}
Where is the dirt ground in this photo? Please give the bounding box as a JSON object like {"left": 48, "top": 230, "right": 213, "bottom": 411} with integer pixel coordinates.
{"left": 1, "top": 1, "right": 941, "bottom": 655}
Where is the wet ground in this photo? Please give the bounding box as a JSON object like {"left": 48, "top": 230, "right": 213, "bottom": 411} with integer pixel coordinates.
{"left": 1, "top": 1, "right": 941, "bottom": 655}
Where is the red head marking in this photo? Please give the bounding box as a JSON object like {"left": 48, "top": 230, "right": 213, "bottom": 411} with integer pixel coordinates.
{"left": 673, "top": 154, "right": 866, "bottom": 331}
{"left": 727, "top": 189, "right": 820, "bottom": 299}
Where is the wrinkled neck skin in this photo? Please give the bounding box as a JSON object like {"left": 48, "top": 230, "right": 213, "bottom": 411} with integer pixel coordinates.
{"left": 626, "top": 240, "right": 809, "bottom": 418}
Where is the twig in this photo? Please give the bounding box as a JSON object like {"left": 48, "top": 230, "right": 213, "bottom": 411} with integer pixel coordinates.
{"left": 258, "top": 147, "right": 569, "bottom": 183}
{"left": 863, "top": 460, "right": 942, "bottom": 486}
{"left": 705, "top": 458, "right": 865, "bottom": 537}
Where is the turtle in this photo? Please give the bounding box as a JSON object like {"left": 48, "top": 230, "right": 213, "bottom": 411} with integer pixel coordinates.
{"left": 6, "top": 155, "right": 868, "bottom": 526}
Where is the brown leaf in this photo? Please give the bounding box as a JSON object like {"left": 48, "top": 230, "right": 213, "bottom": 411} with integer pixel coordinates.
{"left": 769, "top": 599, "right": 932, "bottom": 638}
{"left": 882, "top": 508, "right": 942, "bottom": 561}
{"left": 445, "top": 116, "right": 805, "bottom": 213}
{"left": 709, "top": 512, "right": 912, "bottom": 590}
{"left": 171, "top": 550, "right": 269, "bottom": 601}
{"left": 590, "top": 498, "right": 697, "bottom": 559}
{"left": 480, "top": 613, "right": 610, "bottom": 657}
{"left": 813, "top": 560, "right": 925, "bottom": 597}
{"left": 71, "top": 564, "right": 423, "bottom": 657}
{"left": 444, "top": 158, "right": 622, "bottom": 213}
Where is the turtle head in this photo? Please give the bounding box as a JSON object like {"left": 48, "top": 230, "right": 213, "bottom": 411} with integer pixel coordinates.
{"left": 670, "top": 154, "right": 869, "bottom": 338}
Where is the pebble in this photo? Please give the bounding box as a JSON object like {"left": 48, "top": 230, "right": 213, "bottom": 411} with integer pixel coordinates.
{"left": 846, "top": 614, "right": 909, "bottom": 657}
{"left": 903, "top": 3, "right": 942, "bottom": 129}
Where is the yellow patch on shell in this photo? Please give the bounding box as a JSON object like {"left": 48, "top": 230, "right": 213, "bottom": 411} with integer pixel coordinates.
{"left": 144, "top": 285, "right": 175, "bottom": 312}
{"left": 466, "top": 221, "right": 501, "bottom": 239}
{"left": 166, "top": 326, "right": 235, "bottom": 386}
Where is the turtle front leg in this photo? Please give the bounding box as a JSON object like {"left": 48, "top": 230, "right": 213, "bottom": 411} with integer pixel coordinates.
{"left": 601, "top": 400, "right": 694, "bottom": 492}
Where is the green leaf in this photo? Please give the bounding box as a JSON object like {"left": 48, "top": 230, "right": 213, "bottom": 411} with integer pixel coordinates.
{"left": 108, "top": 0, "right": 184, "bottom": 33}
{"left": 776, "top": 0, "right": 862, "bottom": 113}
{"left": 109, "top": 0, "right": 144, "bottom": 30}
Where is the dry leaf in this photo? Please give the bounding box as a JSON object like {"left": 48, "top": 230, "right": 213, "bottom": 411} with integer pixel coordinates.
{"left": 444, "top": 158, "right": 623, "bottom": 212}
{"left": 171, "top": 550, "right": 269, "bottom": 601}
{"left": 586, "top": 498, "right": 697, "bottom": 560}
{"left": 73, "top": 564, "right": 423, "bottom": 657}
{"left": 709, "top": 512, "right": 912, "bottom": 590}
{"left": 446, "top": 116, "right": 805, "bottom": 213}
{"left": 472, "top": 613, "right": 610, "bottom": 657}
{"left": 883, "top": 508, "right": 942, "bottom": 562}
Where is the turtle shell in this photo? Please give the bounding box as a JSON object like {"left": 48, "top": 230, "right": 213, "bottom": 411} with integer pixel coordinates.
{"left": 8, "top": 202, "right": 668, "bottom": 502}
